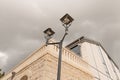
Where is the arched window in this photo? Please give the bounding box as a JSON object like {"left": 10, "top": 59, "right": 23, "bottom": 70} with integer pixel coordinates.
{"left": 20, "top": 75, "right": 28, "bottom": 80}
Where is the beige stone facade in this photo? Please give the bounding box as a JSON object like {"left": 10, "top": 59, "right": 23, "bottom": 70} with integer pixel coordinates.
{"left": 1, "top": 37, "right": 120, "bottom": 80}
{"left": 1, "top": 44, "right": 94, "bottom": 80}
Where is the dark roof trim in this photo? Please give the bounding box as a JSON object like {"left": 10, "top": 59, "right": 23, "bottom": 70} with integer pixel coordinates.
{"left": 66, "top": 36, "right": 120, "bottom": 70}
{"left": 66, "top": 36, "right": 100, "bottom": 49}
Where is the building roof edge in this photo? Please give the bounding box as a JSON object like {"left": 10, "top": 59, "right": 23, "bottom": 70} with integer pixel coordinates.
{"left": 66, "top": 36, "right": 120, "bottom": 70}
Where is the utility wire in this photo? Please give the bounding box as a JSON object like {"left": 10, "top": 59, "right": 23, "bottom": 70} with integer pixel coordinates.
{"left": 89, "top": 44, "right": 101, "bottom": 80}
{"left": 98, "top": 45, "right": 112, "bottom": 79}
{"left": 87, "top": 62, "right": 113, "bottom": 80}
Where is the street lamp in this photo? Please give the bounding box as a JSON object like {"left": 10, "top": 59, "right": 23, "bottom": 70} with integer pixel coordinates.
{"left": 44, "top": 28, "right": 55, "bottom": 45}
{"left": 60, "top": 13, "right": 74, "bottom": 26}
{"left": 43, "top": 13, "right": 74, "bottom": 80}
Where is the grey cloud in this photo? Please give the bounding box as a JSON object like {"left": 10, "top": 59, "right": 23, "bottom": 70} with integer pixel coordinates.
{"left": 0, "top": 0, "right": 120, "bottom": 72}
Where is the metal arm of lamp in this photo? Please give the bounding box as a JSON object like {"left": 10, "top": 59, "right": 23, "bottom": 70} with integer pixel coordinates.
{"left": 43, "top": 13, "right": 74, "bottom": 80}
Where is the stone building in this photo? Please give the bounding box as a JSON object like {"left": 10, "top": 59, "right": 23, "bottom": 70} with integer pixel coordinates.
{"left": 1, "top": 37, "right": 120, "bottom": 80}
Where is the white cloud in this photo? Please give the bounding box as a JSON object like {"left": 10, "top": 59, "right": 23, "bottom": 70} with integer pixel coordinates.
{"left": 0, "top": 52, "right": 8, "bottom": 68}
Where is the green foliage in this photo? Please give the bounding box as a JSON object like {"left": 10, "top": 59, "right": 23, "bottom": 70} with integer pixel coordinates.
{"left": 0, "top": 69, "right": 5, "bottom": 78}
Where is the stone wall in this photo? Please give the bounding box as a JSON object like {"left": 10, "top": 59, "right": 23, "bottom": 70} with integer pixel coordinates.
{"left": 45, "top": 54, "right": 93, "bottom": 80}
{"left": 13, "top": 54, "right": 47, "bottom": 80}
{"left": 1, "top": 45, "right": 94, "bottom": 80}
{"left": 10, "top": 53, "right": 93, "bottom": 80}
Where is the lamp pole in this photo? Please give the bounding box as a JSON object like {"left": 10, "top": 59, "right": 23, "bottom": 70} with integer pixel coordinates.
{"left": 56, "top": 26, "right": 68, "bottom": 80}
{"left": 43, "top": 14, "right": 74, "bottom": 80}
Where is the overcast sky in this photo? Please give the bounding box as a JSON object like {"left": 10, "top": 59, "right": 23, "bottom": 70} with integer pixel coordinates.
{"left": 0, "top": 0, "right": 120, "bottom": 72}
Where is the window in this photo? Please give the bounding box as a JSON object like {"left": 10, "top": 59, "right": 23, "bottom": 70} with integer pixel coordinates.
{"left": 20, "top": 75, "right": 28, "bottom": 80}
{"left": 70, "top": 45, "right": 81, "bottom": 56}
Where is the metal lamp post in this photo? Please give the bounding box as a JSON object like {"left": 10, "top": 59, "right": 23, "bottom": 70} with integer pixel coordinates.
{"left": 43, "top": 14, "right": 74, "bottom": 80}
